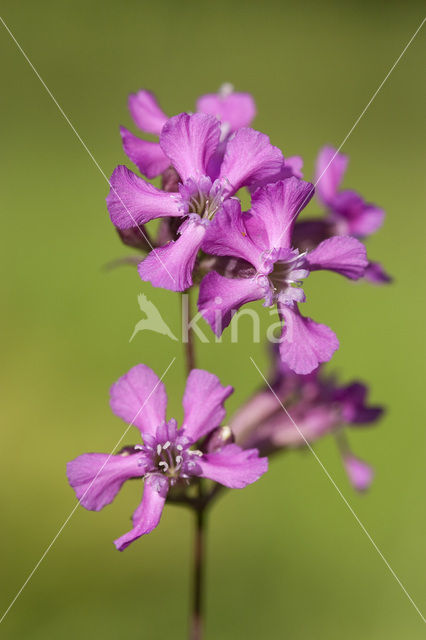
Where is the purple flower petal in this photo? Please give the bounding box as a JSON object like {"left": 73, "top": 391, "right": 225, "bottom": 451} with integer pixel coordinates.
{"left": 197, "top": 444, "right": 268, "bottom": 488}
{"left": 120, "top": 127, "right": 170, "bottom": 179}
{"left": 128, "top": 90, "right": 168, "bottom": 135}
{"left": 265, "top": 406, "right": 338, "bottom": 449}
{"left": 364, "top": 261, "right": 393, "bottom": 285}
{"left": 138, "top": 219, "right": 206, "bottom": 291}
{"left": 160, "top": 113, "right": 221, "bottom": 182}
{"left": 284, "top": 155, "right": 304, "bottom": 179}
{"left": 333, "top": 190, "right": 385, "bottom": 237}
{"left": 198, "top": 272, "right": 264, "bottom": 336}
{"left": 106, "top": 165, "right": 181, "bottom": 229}
{"left": 250, "top": 178, "right": 314, "bottom": 249}
{"left": 110, "top": 364, "right": 168, "bottom": 438}
{"left": 343, "top": 455, "right": 374, "bottom": 492}
{"left": 230, "top": 390, "right": 279, "bottom": 441}
{"left": 315, "top": 145, "right": 348, "bottom": 205}
{"left": 306, "top": 236, "right": 368, "bottom": 280}
{"left": 250, "top": 155, "right": 305, "bottom": 191}
{"left": 67, "top": 452, "right": 146, "bottom": 511}
{"left": 114, "top": 474, "right": 169, "bottom": 550}
{"left": 182, "top": 369, "right": 233, "bottom": 442}
{"left": 197, "top": 91, "right": 256, "bottom": 132}
{"left": 278, "top": 304, "right": 339, "bottom": 374}
{"left": 219, "top": 128, "right": 284, "bottom": 194}
{"left": 202, "top": 199, "right": 263, "bottom": 269}
{"left": 335, "top": 382, "right": 384, "bottom": 424}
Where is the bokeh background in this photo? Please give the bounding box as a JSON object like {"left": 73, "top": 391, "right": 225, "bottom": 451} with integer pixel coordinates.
{"left": 1, "top": 1, "right": 425, "bottom": 638}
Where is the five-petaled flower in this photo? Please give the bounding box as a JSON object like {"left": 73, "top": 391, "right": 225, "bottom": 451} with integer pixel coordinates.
{"left": 67, "top": 365, "right": 268, "bottom": 550}
{"left": 198, "top": 177, "right": 368, "bottom": 374}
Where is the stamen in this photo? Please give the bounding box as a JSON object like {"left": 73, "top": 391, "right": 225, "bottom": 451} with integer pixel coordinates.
{"left": 219, "top": 82, "right": 234, "bottom": 97}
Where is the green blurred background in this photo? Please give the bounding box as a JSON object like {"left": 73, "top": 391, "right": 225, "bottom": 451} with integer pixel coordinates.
{"left": 1, "top": 1, "right": 425, "bottom": 638}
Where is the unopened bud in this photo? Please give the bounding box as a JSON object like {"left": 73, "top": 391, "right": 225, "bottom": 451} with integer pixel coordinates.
{"left": 116, "top": 227, "right": 152, "bottom": 252}
{"left": 118, "top": 445, "right": 139, "bottom": 456}
{"left": 205, "top": 425, "right": 234, "bottom": 453}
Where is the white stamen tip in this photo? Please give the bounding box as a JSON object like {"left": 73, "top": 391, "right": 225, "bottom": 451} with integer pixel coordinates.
{"left": 156, "top": 444, "right": 162, "bottom": 455}
{"left": 220, "top": 82, "right": 234, "bottom": 97}
{"left": 163, "top": 441, "right": 171, "bottom": 449}
{"left": 176, "top": 444, "right": 183, "bottom": 451}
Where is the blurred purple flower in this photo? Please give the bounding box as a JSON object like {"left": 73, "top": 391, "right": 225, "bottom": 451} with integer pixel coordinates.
{"left": 231, "top": 355, "right": 383, "bottom": 491}
{"left": 294, "top": 146, "right": 390, "bottom": 284}
{"left": 315, "top": 146, "right": 385, "bottom": 238}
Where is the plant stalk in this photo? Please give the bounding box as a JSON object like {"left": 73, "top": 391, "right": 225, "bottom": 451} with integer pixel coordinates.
{"left": 181, "top": 289, "right": 196, "bottom": 372}
{"left": 190, "top": 504, "right": 206, "bottom": 640}
{"left": 181, "top": 287, "right": 205, "bottom": 639}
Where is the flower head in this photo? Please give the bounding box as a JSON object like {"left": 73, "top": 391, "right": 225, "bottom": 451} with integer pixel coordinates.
{"left": 107, "top": 112, "right": 291, "bottom": 291}
{"left": 293, "top": 146, "right": 390, "bottom": 284}
{"left": 231, "top": 353, "right": 383, "bottom": 491}
{"left": 315, "top": 146, "right": 385, "bottom": 238}
{"left": 198, "top": 177, "right": 368, "bottom": 374}
{"left": 67, "top": 365, "right": 267, "bottom": 550}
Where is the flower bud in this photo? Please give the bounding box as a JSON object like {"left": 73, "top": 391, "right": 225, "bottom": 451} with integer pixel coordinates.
{"left": 205, "top": 425, "right": 234, "bottom": 453}
{"left": 116, "top": 227, "right": 152, "bottom": 252}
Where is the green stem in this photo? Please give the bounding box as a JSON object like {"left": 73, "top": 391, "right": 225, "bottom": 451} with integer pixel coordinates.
{"left": 181, "top": 290, "right": 196, "bottom": 372}
{"left": 181, "top": 287, "right": 205, "bottom": 638}
{"left": 190, "top": 498, "right": 206, "bottom": 640}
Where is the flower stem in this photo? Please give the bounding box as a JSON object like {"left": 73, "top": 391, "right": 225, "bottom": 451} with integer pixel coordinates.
{"left": 181, "top": 290, "right": 196, "bottom": 372}
{"left": 180, "top": 288, "right": 205, "bottom": 638}
{"left": 190, "top": 503, "right": 206, "bottom": 640}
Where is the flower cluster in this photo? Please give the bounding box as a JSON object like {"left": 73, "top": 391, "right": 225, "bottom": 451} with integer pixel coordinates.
{"left": 107, "top": 85, "right": 388, "bottom": 374}
{"left": 231, "top": 346, "right": 383, "bottom": 491}
{"left": 67, "top": 85, "right": 385, "bottom": 551}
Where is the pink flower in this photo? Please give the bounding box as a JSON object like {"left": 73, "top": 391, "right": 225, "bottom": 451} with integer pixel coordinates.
{"left": 198, "top": 178, "right": 368, "bottom": 374}
{"left": 294, "top": 146, "right": 390, "bottom": 284}
{"left": 315, "top": 146, "right": 385, "bottom": 238}
{"left": 231, "top": 355, "right": 382, "bottom": 491}
{"left": 67, "top": 365, "right": 267, "bottom": 550}
{"left": 107, "top": 112, "right": 291, "bottom": 291}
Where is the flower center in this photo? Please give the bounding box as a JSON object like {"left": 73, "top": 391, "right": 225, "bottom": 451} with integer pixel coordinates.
{"left": 180, "top": 177, "right": 225, "bottom": 221}
{"left": 154, "top": 440, "right": 185, "bottom": 479}
{"left": 257, "top": 248, "right": 309, "bottom": 307}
